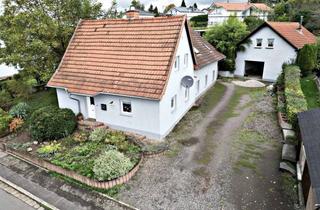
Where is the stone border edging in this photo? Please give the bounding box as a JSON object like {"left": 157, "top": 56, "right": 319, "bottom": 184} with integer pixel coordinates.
{"left": 0, "top": 176, "right": 59, "bottom": 210}
{"left": 5, "top": 146, "right": 143, "bottom": 190}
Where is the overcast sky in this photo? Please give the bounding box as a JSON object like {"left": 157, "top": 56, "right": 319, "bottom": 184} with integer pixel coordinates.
{"left": 98, "top": 0, "right": 248, "bottom": 12}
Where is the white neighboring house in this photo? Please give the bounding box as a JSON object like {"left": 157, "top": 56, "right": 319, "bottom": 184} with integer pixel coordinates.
{"left": 167, "top": 6, "right": 205, "bottom": 20}
{"left": 0, "top": 64, "right": 19, "bottom": 80}
{"left": 208, "top": 2, "right": 271, "bottom": 25}
{"left": 47, "top": 12, "right": 225, "bottom": 140}
{"left": 123, "top": 9, "right": 154, "bottom": 19}
{"left": 235, "top": 22, "right": 317, "bottom": 81}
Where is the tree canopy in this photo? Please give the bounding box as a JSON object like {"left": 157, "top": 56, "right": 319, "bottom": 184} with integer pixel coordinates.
{"left": 205, "top": 17, "right": 249, "bottom": 71}
{"left": 164, "top": 4, "right": 176, "bottom": 14}
{"left": 130, "top": 0, "right": 144, "bottom": 10}
{"left": 0, "top": 0, "right": 104, "bottom": 83}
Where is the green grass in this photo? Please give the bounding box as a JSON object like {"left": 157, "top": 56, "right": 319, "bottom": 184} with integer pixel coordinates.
{"left": 199, "top": 82, "right": 227, "bottom": 114}
{"left": 300, "top": 75, "right": 320, "bottom": 109}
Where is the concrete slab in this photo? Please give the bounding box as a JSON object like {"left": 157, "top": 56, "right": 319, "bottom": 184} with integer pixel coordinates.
{"left": 282, "top": 144, "right": 297, "bottom": 162}
{"left": 282, "top": 129, "right": 295, "bottom": 141}
{"left": 280, "top": 162, "right": 296, "bottom": 176}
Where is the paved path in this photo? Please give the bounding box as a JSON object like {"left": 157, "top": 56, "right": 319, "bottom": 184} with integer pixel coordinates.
{"left": 0, "top": 188, "right": 35, "bottom": 210}
{"left": 0, "top": 152, "right": 130, "bottom": 210}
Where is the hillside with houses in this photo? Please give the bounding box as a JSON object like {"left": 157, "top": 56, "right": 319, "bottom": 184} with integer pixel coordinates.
{"left": 0, "top": 0, "right": 319, "bottom": 209}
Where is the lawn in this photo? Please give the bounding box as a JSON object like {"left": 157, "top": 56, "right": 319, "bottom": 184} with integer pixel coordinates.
{"left": 300, "top": 75, "right": 320, "bottom": 109}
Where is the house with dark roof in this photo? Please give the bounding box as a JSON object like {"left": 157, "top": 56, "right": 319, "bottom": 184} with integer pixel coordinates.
{"left": 47, "top": 10, "right": 225, "bottom": 140}
{"left": 298, "top": 109, "right": 320, "bottom": 210}
{"left": 166, "top": 6, "right": 205, "bottom": 20}
{"left": 235, "top": 21, "right": 317, "bottom": 81}
{"left": 208, "top": 2, "right": 271, "bottom": 25}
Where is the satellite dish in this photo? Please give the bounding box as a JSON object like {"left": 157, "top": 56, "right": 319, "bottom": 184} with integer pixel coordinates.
{"left": 181, "top": 76, "right": 194, "bottom": 88}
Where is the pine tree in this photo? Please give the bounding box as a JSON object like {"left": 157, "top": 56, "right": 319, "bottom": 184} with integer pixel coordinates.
{"left": 154, "top": 6, "right": 159, "bottom": 17}
{"left": 181, "top": 0, "right": 187, "bottom": 7}
{"left": 148, "top": 4, "right": 154, "bottom": 13}
{"left": 193, "top": 3, "right": 198, "bottom": 9}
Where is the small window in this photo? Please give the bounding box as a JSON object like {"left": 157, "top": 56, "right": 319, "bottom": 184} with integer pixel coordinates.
{"left": 212, "top": 70, "right": 215, "bottom": 81}
{"left": 197, "top": 80, "right": 200, "bottom": 94}
{"left": 171, "top": 95, "right": 176, "bottom": 111}
{"left": 90, "top": 97, "right": 95, "bottom": 105}
{"left": 267, "top": 39, "right": 274, "bottom": 48}
{"left": 205, "top": 75, "right": 208, "bottom": 86}
{"left": 184, "top": 53, "right": 188, "bottom": 68}
{"left": 184, "top": 88, "right": 189, "bottom": 101}
{"left": 122, "top": 101, "right": 132, "bottom": 113}
{"left": 256, "top": 39, "right": 262, "bottom": 47}
{"left": 174, "top": 56, "right": 180, "bottom": 70}
{"left": 101, "top": 104, "right": 107, "bottom": 111}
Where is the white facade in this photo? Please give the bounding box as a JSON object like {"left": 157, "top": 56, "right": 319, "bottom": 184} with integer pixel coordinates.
{"left": 0, "top": 64, "right": 19, "bottom": 79}
{"left": 235, "top": 27, "right": 297, "bottom": 81}
{"left": 208, "top": 7, "right": 269, "bottom": 26}
{"left": 55, "top": 27, "right": 218, "bottom": 140}
{"left": 167, "top": 7, "right": 205, "bottom": 20}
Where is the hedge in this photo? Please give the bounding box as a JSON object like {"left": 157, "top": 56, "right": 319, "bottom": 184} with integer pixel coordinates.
{"left": 284, "top": 65, "right": 308, "bottom": 125}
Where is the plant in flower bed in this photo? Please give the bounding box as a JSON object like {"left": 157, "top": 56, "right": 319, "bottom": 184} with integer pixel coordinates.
{"left": 0, "top": 108, "right": 12, "bottom": 136}
{"left": 38, "top": 129, "right": 141, "bottom": 181}
{"left": 9, "top": 102, "right": 29, "bottom": 119}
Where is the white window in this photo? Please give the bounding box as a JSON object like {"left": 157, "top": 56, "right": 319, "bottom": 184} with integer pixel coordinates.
{"left": 121, "top": 101, "right": 132, "bottom": 115}
{"left": 205, "top": 75, "right": 208, "bottom": 86}
{"left": 184, "top": 88, "right": 189, "bottom": 101}
{"left": 267, "top": 39, "right": 274, "bottom": 48}
{"left": 171, "top": 95, "right": 176, "bottom": 111}
{"left": 184, "top": 53, "right": 188, "bottom": 68}
{"left": 197, "top": 80, "right": 200, "bottom": 94}
{"left": 174, "top": 56, "right": 180, "bottom": 70}
{"left": 256, "top": 38, "right": 262, "bottom": 48}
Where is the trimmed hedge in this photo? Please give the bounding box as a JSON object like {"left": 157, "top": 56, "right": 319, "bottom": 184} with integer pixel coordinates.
{"left": 30, "top": 106, "right": 76, "bottom": 141}
{"left": 284, "top": 65, "right": 308, "bottom": 125}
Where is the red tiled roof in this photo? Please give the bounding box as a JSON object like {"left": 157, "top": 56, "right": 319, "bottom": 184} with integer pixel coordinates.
{"left": 188, "top": 28, "right": 225, "bottom": 69}
{"left": 251, "top": 3, "right": 272, "bottom": 11}
{"left": 266, "top": 22, "right": 317, "bottom": 49}
{"left": 214, "top": 3, "right": 252, "bottom": 11}
{"left": 48, "top": 16, "right": 224, "bottom": 100}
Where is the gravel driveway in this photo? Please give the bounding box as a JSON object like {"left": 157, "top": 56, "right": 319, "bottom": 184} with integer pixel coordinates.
{"left": 118, "top": 82, "right": 297, "bottom": 210}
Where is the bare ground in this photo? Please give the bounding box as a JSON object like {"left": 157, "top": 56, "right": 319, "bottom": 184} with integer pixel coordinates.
{"left": 118, "top": 82, "right": 297, "bottom": 210}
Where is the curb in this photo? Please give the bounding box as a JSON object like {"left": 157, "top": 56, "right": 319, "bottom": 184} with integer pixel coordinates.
{"left": 98, "top": 192, "right": 140, "bottom": 210}
{"left": 0, "top": 176, "right": 59, "bottom": 210}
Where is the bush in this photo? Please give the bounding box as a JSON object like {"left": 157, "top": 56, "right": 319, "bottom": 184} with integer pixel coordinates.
{"left": 30, "top": 106, "right": 76, "bottom": 141}
{"left": 89, "top": 128, "right": 108, "bottom": 142}
{"left": 190, "top": 14, "right": 208, "bottom": 28}
{"left": 297, "top": 44, "right": 318, "bottom": 76}
{"left": 93, "top": 150, "right": 133, "bottom": 181}
{"left": 0, "top": 90, "right": 13, "bottom": 110}
{"left": 244, "top": 16, "right": 264, "bottom": 32}
{"left": 37, "top": 143, "right": 62, "bottom": 158}
{"left": 9, "top": 118, "right": 24, "bottom": 132}
{"left": 0, "top": 108, "right": 12, "bottom": 135}
{"left": 284, "top": 65, "right": 308, "bottom": 125}
{"left": 9, "top": 102, "right": 29, "bottom": 119}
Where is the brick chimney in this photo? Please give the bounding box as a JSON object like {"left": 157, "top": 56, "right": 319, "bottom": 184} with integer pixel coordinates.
{"left": 126, "top": 7, "right": 139, "bottom": 19}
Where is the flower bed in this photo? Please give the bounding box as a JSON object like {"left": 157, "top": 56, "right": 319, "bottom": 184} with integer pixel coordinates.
{"left": 6, "top": 128, "right": 143, "bottom": 185}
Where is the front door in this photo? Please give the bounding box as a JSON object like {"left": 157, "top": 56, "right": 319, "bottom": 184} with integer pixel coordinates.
{"left": 87, "top": 97, "right": 96, "bottom": 119}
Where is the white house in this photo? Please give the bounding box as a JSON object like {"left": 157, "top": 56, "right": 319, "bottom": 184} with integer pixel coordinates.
{"left": 0, "top": 64, "right": 19, "bottom": 80}
{"left": 208, "top": 2, "right": 271, "bottom": 25}
{"left": 234, "top": 22, "right": 317, "bottom": 81}
{"left": 47, "top": 11, "right": 225, "bottom": 140}
{"left": 167, "top": 6, "right": 205, "bottom": 20}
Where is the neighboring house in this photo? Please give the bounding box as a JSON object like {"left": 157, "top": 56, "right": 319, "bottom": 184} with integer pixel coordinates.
{"left": 47, "top": 12, "right": 225, "bottom": 140}
{"left": 0, "top": 64, "right": 19, "bottom": 80}
{"left": 166, "top": 6, "right": 205, "bottom": 20}
{"left": 123, "top": 9, "right": 154, "bottom": 18}
{"left": 208, "top": 2, "right": 271, "bottom": 25}
{"left": 297, "top": 109, "right": 320, "bottom": 210}
{"left": 235, "top": 22, "right": 317, "bottom": 81}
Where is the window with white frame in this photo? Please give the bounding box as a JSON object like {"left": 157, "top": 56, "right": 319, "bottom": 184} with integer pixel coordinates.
{"left": 267, "top": 39, "right": 274, "bottom": 48}
{"left": 184, "top": 88, "right": 189, "bottom": 101}
{"left": 174, "top": 56, "right": 180, "bottom": 70}
{"left": 121, "top": 101, "right": 132, "bottom": 115}
{"left": 256, "top": 38, "right": 263, "bottom": 47}
{"left": 184, "top": 53, "right": 188, "bottom": 68}
{"left": 171, "top": 95, "right": 176, "bottom": 111}
{"left": 205, "top": 75, "right": 208, "bottom": 86}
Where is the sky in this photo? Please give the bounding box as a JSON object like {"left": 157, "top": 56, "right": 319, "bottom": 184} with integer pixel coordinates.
{"left": 98, "top": 0, "right": 248, "bottom": 12}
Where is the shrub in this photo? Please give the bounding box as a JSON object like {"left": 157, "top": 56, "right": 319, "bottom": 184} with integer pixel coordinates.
{"left": 297, "top": 44, "right": 318, "bottom": 76}
{"left": 89, "top": 128, "right": 108, "bottom": 142}
{"left": 0, "top": 90, "right": 13, "bottom": 110}
{"left": 0, "top": 108, "right": 12, "bottom": 135}
{"left": 30, "top": 106, "right": 76, "bottom": 141}
{"left": 37, "top": 143, "right": 62, "bottom": 158}
{"left": 73, "top": 131, "right": 89, "bottom": 142}
{"left": 105, "top": 131, "right": 126, "bottom": 144}
{"left": 190, "top": 14, "right": 208, "bottom": 28}
{"left": 9, "top": 118, "right": 24, "bottom": 132}
{"left": 284, "top": 65, "right": 308, "bottom": 125}
{"left": 9, "top": 102, "right": 29, "bottom": 119}
{"left": 93, "top": 150, "right": 133, "bottom": 181}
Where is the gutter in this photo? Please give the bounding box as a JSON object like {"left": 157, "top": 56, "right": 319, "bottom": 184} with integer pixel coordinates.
{"left": 65, "top": 88, "right": 81, "bottom": 114}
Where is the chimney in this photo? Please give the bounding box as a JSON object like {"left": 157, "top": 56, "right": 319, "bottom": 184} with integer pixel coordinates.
{"left": 126, "top": 6, "right": 139, "bottom": 19}
{"left": 298, "top": 16, "right": 304, "bottom": 31}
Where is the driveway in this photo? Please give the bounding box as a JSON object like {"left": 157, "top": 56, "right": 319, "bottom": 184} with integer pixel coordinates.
{"left": 0, "top": 188, "right": 35, "bottom": 210}
{"left": 118, "top": 82, "right": 297, "bottom": 210}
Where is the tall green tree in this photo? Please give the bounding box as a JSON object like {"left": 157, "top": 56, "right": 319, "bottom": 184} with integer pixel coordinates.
{"left": 148, "top": 4, "right": 154, "bottom": 13}
{"left": 0, "top": 0, "right": 104, "bottom": 83}
{"left": 205, "top": 17, "right": 249, "bottom": 71}
{"left": 193, "top": 3, "right": 198, "bottom": 9}
{"left": 153, "top": 6, "right": 159, "bottom": 17}
{"left": 181, "top": 0, "right": 187, "bottom": 7}
{"left": 297, "top": 44, "right": 318, "bottom": 76}
{"left": 131, "top": 0, "right": 144, "bottom": 10}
